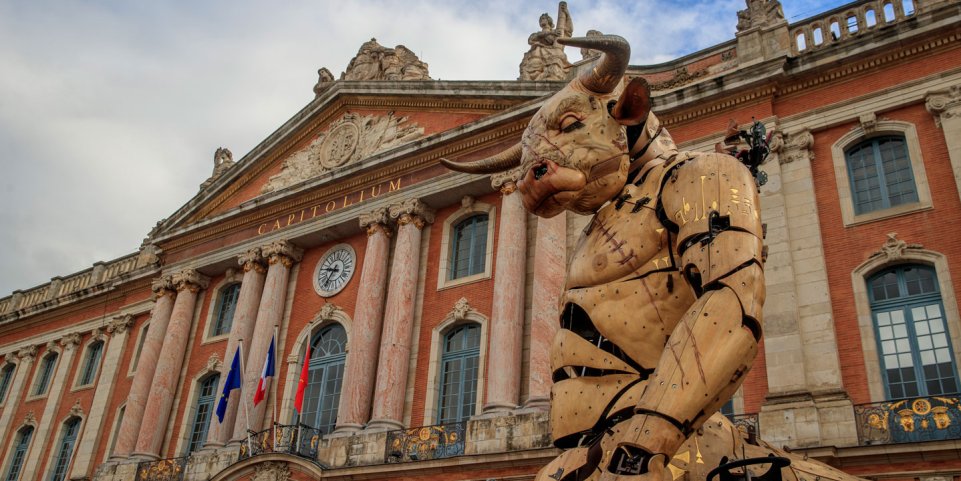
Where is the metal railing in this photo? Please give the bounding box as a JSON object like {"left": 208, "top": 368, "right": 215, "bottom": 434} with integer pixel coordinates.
{"left": 725, "top": 413, "right": 760, "bottom": 443}
{"left": 854, "top": 395, "right": 961, "bottom": 445}
{"left": 134, "top": 456, "right": 188, "bottom": 481}
{"left": 385, "top": 422, "right": 466, "bottom": 463}
{"left": 238, "top": 423, "right": 324, "bottom": 463}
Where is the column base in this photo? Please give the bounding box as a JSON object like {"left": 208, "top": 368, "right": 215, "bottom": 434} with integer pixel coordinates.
{"left": 365, "top": 419, "right": 404, "bottom": 432}
{"left": 521, "top": 396, "right": 550, "bottom": 411}
{"left": 332, "top": 423, "right": 364, "bottom": 435}
{"left": 482, "top": 402, "right": 518, "bottom": 414}
{"left": 128, "top": 451, "right": 159, "bottom": 462}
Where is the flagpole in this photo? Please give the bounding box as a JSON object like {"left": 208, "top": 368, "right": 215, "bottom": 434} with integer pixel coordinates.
{"left": 272, "top": 325, "right": 279, "bottom": 452}
{"left": 238, "top": 338, "right": 253, "bottom": 456}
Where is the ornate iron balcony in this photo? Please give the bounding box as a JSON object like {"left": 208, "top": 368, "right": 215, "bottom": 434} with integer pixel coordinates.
{"left": 238, "top": 423, "right": 324, "bottom": 464}
{"left": 855, "top": 395, "right": 961, "bottom": 445}
{"left": 134, "top": 456, "right": 187, "bottom": 481}
{"left": 385, "top": 422, "right": 466, "bottom": 463}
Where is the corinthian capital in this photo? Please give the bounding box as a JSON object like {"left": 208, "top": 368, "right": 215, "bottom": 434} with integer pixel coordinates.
{"left": 359, "top": 207, "right": 391, "bottom": 237}
{"left": 491, "top": 169, "right": 522, "bottom": 194}
{"left": 107, "top": 314, "right": 135, "bottom": 335}
{"left": 238, "top": 248, "right": 267, "bottom": 273}
{"left": 926, "top": 85, "right": 961, "bottom": 128}
{"left": 779, "top": 129, "right": 814, "bottom": 165}
{"left": 151, "top": 275, "right": 176, "bottom": 298}
{"left": 262, "top": 240, "right": 304, "bottom": 267}
{"left": 172, "top": 269, "right": 210, "bottom": 293}
{"left": 60, "top": 332, "right": 82, "bottom": 350}
{"left": 17, "top": 345, "right": 38, "bottom": 362}
{"left": 388, "top": 198, "right": 435, "bottom": 229}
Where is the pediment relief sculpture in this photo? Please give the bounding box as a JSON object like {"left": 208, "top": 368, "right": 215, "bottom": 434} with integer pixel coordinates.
{"left": 342, "top": 38, "right": 430, "bottom": 81}
{"left": 261, "top": 112, "right": 424, "bottom": 194}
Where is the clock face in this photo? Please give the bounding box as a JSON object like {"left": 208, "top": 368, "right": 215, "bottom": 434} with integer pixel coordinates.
{"left": 313, "top": 244, "right": 357, "bottom": 297}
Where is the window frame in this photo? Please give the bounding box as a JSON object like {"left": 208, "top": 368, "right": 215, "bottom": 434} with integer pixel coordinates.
{"left": 30, "top": 352, "right": 58, "bottom": 398}
{"left": 448, "top": 215, "right": 490, "bottom": 281}
{"left": 74, "top": 339, "right": 104, "bottom": 389}
{"left": 127, "top": 322, "right": 149, "bottom": 377}
{"left": 436, "top": 199, "right": 496, "bottom": 290}
{"left": 184, "top": 374, "right": 220, "bottom": 455}
{"left": 423, "top": 305, "right": 489, "bottom": 426}
{"left": 435, "top": 323, "right": 482, "bottom": 425}
{"left": 210, "top": 282, "right": 241, "bottom": 339}
{"left": 0, "top": 363, "right": 16, "bottom": 406}
{"left": 201, "top": 273, "right": 244, "bottom": 344}
{"left": 832, "top": 121, "right": 931, "bottom": 226}
{"left": 298, "top": 324, "right": 348, "bottom": 435}
{"left": 3, "top": 426, "right": 34, "bottom": 481}
{"left": 868, "top": 265, "right": 959, "bottom": 399}
{"left": 47, "top": 417, "right": 82, "bottom": 481}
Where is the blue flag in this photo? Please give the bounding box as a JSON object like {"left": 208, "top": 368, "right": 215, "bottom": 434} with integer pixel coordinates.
{"left": 216, "top": 346, "right": 243, "bottom": 423}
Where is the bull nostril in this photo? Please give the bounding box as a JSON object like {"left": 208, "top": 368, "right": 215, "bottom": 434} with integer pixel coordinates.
{"left": 534, "top": 164, "right": 548, "bottom": 180}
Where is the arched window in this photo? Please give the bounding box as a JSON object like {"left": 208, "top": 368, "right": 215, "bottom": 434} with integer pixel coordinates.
{"left": 4, "top": 426, "right": 34, "bottom": 481}
{"left": 846, "top": 135, "right": 918, "bottom": 215}
{"left": 211, "top": 283, "right": 241, "bottom": 337}
{"left": 300, "top": 324, "right": 347, "bottom": 434}
{"left": 0, "top": 363, "right": 15, "bottom": 403}
{"left": 870, "top": 265, "right": 959, "bottom": 399}
{"left": 437, "top": 324, "right": 481, "bottom": 424}
{"left": 49, "top": 417, "right": 81, "bottom": 481}
{"left": 78, "top": 341, "right": 103, "bottom": 386}
{"left": 449, "top": 214, "right": 489, "bottom": 280}
{"left": 33, "top": 353, "right": 57, "bottom": 396}
{"left": 186, "top": 374, "right": 220, "bottom": 454}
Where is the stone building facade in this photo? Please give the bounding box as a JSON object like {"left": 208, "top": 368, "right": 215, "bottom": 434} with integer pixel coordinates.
{"left": 1, "top": 1, "right": 961, "bottom": 480}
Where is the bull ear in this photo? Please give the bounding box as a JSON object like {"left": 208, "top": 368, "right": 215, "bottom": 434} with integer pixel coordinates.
{"left": 612, "top": 77, "right": 651, "bottom": 126}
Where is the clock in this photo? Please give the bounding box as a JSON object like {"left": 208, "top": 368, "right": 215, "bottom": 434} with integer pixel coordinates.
{"left": 313, "top": 244, "right": 357, "bottom": 297}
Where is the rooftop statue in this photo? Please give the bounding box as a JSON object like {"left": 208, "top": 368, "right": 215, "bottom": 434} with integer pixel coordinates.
{"left": 444, "top": 34, "right": 866, "bottom": 480}
{"left": 341, "top": 38, "right": 431, "bottom": 81}
{"left": 519, "top": 2, "right": 573, "bottom": 81}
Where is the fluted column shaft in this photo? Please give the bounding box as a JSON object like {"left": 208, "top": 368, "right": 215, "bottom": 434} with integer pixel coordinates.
{"left": 232, "top": 240, "right": 302, "bottom": 440}
{"left": 206, "top": 249, "right": 267, "bottom": 447}
{"left": 526, "top": 213, "right": 566, "bottom": 408}
{"left": 335, "top": 209, "right": 392, "bottom": 432}
{"left": 484, "top": 180, "right": 528, "bottom": 412}
{"left": 368, "top": 200, "right": 433, "bottom": 430}
{"left": 112, "top": 278, "right": 177, "bottom": 458}
{"left": 133, "top": 270, "right": 208, "bottom": 459}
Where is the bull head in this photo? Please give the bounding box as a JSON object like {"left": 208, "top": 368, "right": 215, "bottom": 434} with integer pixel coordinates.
{"left": 441, "top": 34, "right": 652, "bottom": 218}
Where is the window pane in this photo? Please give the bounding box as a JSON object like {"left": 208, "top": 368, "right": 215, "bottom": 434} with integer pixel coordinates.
{"left": 846, "top": 136, "right": 917, "bottom": 214}
{"left": 187, "top": 375, "right": 219, "bottom": 454}
{"left": 303, "top": 324, "right": 347, "bottom": 434}
{"left": 449, "top": 215, "right": 489, "bottom": 280}
{"left": 437, "top": 324, "right": 481, "bottom": 424}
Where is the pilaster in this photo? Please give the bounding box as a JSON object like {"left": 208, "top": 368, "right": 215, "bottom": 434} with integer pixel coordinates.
{"left": 926, "top": 85, "right": 961, "bottom": 204}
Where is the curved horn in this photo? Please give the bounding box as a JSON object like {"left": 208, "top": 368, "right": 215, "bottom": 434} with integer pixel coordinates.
{"left": 557, "top": 35, "right": 630, "bottom": 94}
{"left": 440, "top": 142, "right": 522, "bottom": 174}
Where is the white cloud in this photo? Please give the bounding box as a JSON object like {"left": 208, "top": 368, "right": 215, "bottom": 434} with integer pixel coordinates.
{"left": 0, "top": 0, "right": 845, "bottom": 296}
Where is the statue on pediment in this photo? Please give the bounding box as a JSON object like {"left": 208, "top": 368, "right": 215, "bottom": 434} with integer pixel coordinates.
{"left": 342, "top": 38, "right": 431, "bottom": 81}
{"left": 736, "top": 0, "right": 785, "bottom": 32}
{"left": 313, "top": 67, "right": 335, "bottom": 97}
{"left": 518, "top": 2, "right": 573, "bottom": 81}
{"left": 200, "top": 147, "right": 235, "bottom": 190}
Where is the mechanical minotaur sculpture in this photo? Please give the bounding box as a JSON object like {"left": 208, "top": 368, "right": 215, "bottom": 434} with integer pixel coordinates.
{"left": 443, "top": 35, "right": 865, "bottom": 481}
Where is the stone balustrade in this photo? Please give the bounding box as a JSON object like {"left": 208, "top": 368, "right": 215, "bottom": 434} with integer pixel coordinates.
{"left": 790, "top": 0, "right": 927, "bottom": 55}
{"left": 0, "top": 252, "right": 141, "bottom": 316}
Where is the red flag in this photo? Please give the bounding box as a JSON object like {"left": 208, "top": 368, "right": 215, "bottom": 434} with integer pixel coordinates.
{"left": 294, "top": 343, "right": 311, "bottom": 413}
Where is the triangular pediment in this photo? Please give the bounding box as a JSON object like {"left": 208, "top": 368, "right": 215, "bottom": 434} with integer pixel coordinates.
{"left": 147, "top": 80, "right": 559, "bottom": 249}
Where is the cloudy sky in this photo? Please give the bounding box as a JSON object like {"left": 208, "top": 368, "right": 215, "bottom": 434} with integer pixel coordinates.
{"left": 0, "top": 0, "right": 849, "bottom": 297}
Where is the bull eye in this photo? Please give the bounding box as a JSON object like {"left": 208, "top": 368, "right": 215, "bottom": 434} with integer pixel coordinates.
{"left": 560, "top": 115, "right": 585, "bottom": 133}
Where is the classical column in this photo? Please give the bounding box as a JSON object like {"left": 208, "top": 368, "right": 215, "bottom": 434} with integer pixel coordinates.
{"left": 205, "top": 249, "right": 267, "bottom": 448}
{"left": 335, "top": 207, "right": 392, "bottom": 433}
{"left": 368, "top": 199, "right": 434, "bottom": 431}
{"left": 21, "top": 333, "right": 82, "bottom": 481}
{"left": 0, "top": 348, "right": 36, "bottom": 453}
{"left": 231, "top": 240, "right": 302, "bottom": 440}
{"left": 525, "top": 213, "right": 566, "bottom": 409}
{"left": 70, "top": 315, "right": 134, "bottom": 479}
{"left": 484, "top": 174, "right": 528, "bottom": 413}
{"left": 112, "top": 276, "right": 177, "bottom": 459}
{"left": 926, "top": 86, "right": 961, "bottom": 204}
{"left": 133, "top": 270, "right": 209, "bottom": 459}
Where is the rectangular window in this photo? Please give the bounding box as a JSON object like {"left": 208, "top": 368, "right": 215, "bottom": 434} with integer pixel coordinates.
{"left": 78, "top": 342, "right": 103, "bottom": 386}
{"left": 33, "top": 354, "right": 57, "bottom": 396}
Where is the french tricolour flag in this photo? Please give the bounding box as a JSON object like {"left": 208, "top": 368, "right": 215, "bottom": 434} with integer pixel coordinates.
{"left": 253, "top": 335, "right": 275, "bottom": 406}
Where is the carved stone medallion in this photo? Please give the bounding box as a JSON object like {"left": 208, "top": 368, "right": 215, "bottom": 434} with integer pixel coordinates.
{"left": 319, "top": 122, "right": 360, "bottom": 169}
